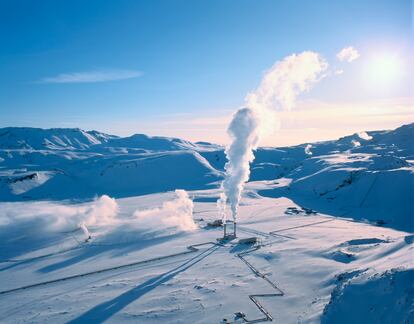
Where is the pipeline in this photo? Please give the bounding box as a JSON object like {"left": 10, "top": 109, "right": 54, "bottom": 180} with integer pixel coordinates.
{"left": 359, "top": 172, "right": 379, "bottom": 208}
{"left": 235, "top": 217, "right": 342, "bottom": 322}
{"left": 236, "top": 245, "right": 284, "bottom": 323}
{"left": 269, "top": 219, "right": 335, "bottom": 234}
{"left": 238, "top": 225, "right": 295, "bottom": 240}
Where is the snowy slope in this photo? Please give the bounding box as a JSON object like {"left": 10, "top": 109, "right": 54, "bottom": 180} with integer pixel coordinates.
{"left": 322, "top": 268, "right": 414, "bottom": 323}
{"left": 251, "top": 124, "right": 414, "bottom": 232}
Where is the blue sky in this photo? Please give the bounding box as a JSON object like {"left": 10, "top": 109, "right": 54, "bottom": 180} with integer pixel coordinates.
{"left": 1, "top": 0, "right": 412, "bottom": 145}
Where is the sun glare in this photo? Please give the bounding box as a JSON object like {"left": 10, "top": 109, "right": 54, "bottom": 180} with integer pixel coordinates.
{"left": 366, "top": 52, "right": 404, "bottom": 86}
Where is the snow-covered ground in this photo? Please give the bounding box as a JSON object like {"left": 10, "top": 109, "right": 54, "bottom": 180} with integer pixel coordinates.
{"left": 0, "top": 124, "right": 413, "bottom": 323}
{"left": 0, "top": 192, "right": 412, "bottom": 323}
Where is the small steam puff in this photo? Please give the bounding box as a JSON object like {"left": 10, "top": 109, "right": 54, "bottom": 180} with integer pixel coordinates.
{"left": 134, "top": 189, "right": 197, "bottom": 232}
{"left": 80, "top": 222, "right": 91, "bottom": 240}
{"left": 351, "top": 139, "right": 361, "bottom": 148}
{"left": 305, "top": 144, "right": 313, "bottom": 155}
{"left": 82, "top": 194, "right": 118, "bottom": 227}
{"left": 57, "top": 194, "right": 118, "bottom": 230}
{"left": 218, "top": 51, "right": 328, "bottom": 223}
{"left": 357, "top": 131, "right": 373, "bottom": 141}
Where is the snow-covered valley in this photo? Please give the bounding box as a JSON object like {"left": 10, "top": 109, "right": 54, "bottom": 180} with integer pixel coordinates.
{"left": 0, "top": 124, "right": 413, "bottom": 323}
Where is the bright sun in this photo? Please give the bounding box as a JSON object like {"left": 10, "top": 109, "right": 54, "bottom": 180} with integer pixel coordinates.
{"left": 366, "top": 52, "right": 404, "bottom": 86}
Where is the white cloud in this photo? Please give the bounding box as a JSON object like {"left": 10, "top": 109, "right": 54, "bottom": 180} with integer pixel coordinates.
{"left": 38, "top": 69, "right": 143, "bottom": 84}
{"left": 337, "top": 46, "right": 360, "bottom": 62}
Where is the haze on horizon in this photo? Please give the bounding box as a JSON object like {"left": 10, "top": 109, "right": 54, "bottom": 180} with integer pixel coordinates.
{"left": 1, "top": 0, "right": 413, "bottom": 146}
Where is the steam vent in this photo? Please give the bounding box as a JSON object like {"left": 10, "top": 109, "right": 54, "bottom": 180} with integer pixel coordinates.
{"left": 223, "top": 220, "right": 237, "bottom": 240}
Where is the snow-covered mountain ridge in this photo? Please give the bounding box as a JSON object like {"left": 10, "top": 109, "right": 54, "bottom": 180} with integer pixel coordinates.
{"left": 0, "top": 124, "right": 412, "bottom": 231}
{"left": 0, "top": 127, "right": 216, "bottom": 152}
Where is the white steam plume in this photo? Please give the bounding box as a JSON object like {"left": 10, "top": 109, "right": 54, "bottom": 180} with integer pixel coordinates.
{"left": 81, "top": 195, "right": 118, "bottom": 227}
{"left": 218, "top": 51, "right": 328, "bottom": 223}
{"left": 79, "top": 222, "right": 91, "bottom": 240}
{"left": 217, "top": 108, "right": 260, "bottom": 222}
{"left": 0, "top": 195, "right": 118, "bottom": 232}
{"left": 351, "top": 139, "right": 361, "bottom": 148}
{"left": 133, "top": 189, "right": 197, "bottom": 232}
{"left": 357, "top": 131, "right": 373, "bottom": 141}
{"left": 305, "top": 144, "right": 313, "bottom": 155}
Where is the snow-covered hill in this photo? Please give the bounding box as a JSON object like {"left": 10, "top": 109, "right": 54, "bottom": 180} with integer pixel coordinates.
{"left": 253, "top": 124, "right": 414, "bottom": 232}
{"left": 0, "top": 124, "right": 412, "bottom": 323}
{"left": 1, "top": 124, "right": 412, "bottom": 231}
{"left": 0, "top": 127, "right": 222, "bottom": 201}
